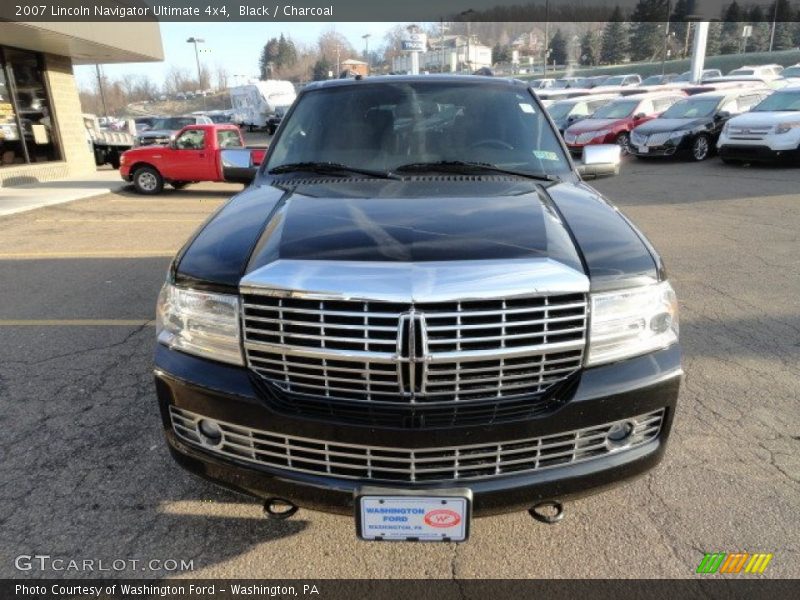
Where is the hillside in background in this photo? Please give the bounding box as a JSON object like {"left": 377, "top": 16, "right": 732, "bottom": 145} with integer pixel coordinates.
{"left": 119, "top": 92, "right": 231, "bottom": 118}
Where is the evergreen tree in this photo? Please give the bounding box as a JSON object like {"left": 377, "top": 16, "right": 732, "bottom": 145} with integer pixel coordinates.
{"left": 670, "top": 0, "right": 695, "bottom": 57}
{"left": 312, "top": 57, "right": 333, "bottom": 81}
{"left": 277, "top": 34, "right": 298, "bottom": 69}
{"left": 579, "top": 30, "right": 600, "bottom": 66}
{"left": 769, "top": 0, "right": 795, "bottom": 51}
{"left": 706, "top": 22, "right": 722, "bottom": 56}
{"left": 259, "top": 38, "right": 280, "bottom": 79}
{"left": 491, "top": 43, "right": 511, "bottom": 64}
{"left": 719, "top": 1, "right": 743, "bottom": 54}
{"left": 628, "top": 0, "right": 670, "bottom": 62}
{"left": 600, "top": 7, "right": 628, "bottom": 65}
{"left": 548, "top": 29, "right": 568, "bottom": 65}
{"left": 746, "top": 6, "right": 770, "bottom": 52}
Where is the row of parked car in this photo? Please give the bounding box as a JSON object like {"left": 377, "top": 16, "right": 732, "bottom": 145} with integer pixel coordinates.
{"left": 540, "top": 72, "right": 800, "bottom": 164}
{"left": 132, "top": 110, "right": 235, "bottom": 145}
{"left": 531, "top": 63, "right": 797, "bottom": 92}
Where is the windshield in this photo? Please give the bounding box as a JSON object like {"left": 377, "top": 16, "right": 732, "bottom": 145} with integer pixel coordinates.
{"left": 641, "top": 76, "right": 662, "bottom": 85}
{"left": 546, "top": 102, "right": 575, "bottom": 119}
{"left": 730, "top": 69, "right": 755, "bottom": 76}
{"left": 265, "top": 81, "right": 571, "bottom": 178}
{"left": 603, "top": 76, "right": 627, "bottom": 86}
{"left": 660, "top": 98, "right": 720, "bottom": 119}
{"left": 591, "top": 99, "right": 638, "bottom": 119}
{"left": 752, "top": 91, "right": 800, "bottom": 112}
{"left": 782, "top": 66, "right": 800, "bottom": 77}
{"left": 150, "top": 117, "right": 195, "bottom": 130}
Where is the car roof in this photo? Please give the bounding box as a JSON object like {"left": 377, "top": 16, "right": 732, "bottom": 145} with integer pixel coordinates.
{"left": 611, "top": 90, "right": 684, "bottom": 100}
{"left": 689, "top": 88, "right": 768, "bottom": 100}
{"left": 303, "top": 74, "right": 529, "bottom": 91}
{"left": 553, "top": 93, "right": 619, "bottom": 103}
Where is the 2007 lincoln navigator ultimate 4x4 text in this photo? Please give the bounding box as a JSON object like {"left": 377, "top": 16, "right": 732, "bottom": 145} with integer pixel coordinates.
{"left": 154, "top": 76, "right": 681, "bottom": 541}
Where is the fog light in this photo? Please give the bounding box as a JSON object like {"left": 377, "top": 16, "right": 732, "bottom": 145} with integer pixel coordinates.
{"left": 606, "top": 421, "right": 634, "bottom": 448}
{"left": 197, "top": 419, "right": 223, "bottom": 446}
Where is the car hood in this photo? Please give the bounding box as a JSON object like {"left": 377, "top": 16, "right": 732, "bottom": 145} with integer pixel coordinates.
{"left": 175, "top": 179, "right": 658, "bottom": 293}
{"left": 728, "top": 111, "right": 798, "bottom": 128}
{"left": 566, "top": 118, "right": 623, "bottom": 133}
{"left": 634, "top": 117, "right": 708, "bottom": 134}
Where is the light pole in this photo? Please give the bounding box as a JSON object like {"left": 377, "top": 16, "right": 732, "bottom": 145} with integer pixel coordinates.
{"left": 186, "top": 37, "right": 206, "bottom": 107}
{"left": 439, "top": 19, "right": 449, "bottom": 73}
{"left": 460, "top": 9, "right": 475, "bottom": 73}
{"left": 769, "top": 1, "right": 779, "bottom": 52}
{"left": 362, "top": 34, "right": 371, "bottom": 72}
{"left": 543, "top": 0, "right": 549, "bottom": 74}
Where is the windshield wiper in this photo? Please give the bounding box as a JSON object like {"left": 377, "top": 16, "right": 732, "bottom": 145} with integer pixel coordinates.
{"left": 391, "top": 161, "right": 560, "bottom": 182}
{"left": 268, "top": 161, "right": 395, "bottom": 179}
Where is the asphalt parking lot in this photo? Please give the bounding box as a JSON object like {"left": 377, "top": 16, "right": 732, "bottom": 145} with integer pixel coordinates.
{"left": 1, "top": 158, "right": 798, "bottom": 579}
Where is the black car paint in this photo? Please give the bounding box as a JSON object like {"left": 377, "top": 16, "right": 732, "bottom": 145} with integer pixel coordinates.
{"left": 174, "top": 179, "right": 660, "bottom": 292}
{"left": 630, "top": 92, "right": 756, "bottom": 158}
{"left": 159, "top": 75, "right": 679, "bottom": 517}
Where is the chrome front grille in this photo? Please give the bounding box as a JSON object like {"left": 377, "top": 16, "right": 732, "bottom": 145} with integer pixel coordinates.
{"left": 241, "top": 293, "right": 587, "bottom": 406}
{"left": 170, "top": 406, "right": 665, "bottom": 483}
{"left": 575, "top": 131, "right": 600, "bottom": 144}
{"left": 643, "top": 132, "right": 673, "bottom": 146}
{"left": 728, "top": 126, "right": 771, "bottom": 140}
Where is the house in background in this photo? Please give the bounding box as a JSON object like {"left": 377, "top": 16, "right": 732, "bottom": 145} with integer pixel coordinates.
{"left": 340, "top": 59, "right": 369, "bottom": 77}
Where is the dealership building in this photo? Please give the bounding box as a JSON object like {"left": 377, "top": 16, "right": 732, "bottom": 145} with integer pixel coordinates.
{"left": 0, "top": 22, "right": 163, "bottom": 187}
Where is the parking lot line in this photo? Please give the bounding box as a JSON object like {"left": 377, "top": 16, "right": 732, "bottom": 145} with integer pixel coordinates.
{"left": 33, "top": 218, "right": 206, "bottom": 223}
{"left": 0, "top": 251, "right": 176, "bottom": 259}
{"left": 0, "top": 319, "right": 155, "bottom": 326}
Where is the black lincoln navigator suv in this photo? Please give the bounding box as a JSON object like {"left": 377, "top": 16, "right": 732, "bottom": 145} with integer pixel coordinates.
{"left": 154, "top": 75, "right": 681, "bottom": 541}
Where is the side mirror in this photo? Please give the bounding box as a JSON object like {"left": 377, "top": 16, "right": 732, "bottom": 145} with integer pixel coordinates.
{"left": 576, "top": 144, "right": 621, "bottom": 179}
{"left": 634, "top": 112, "right": 646, "bottom": 120}
{"left": 715, "top": 110, "right": 730, "bottom": 120}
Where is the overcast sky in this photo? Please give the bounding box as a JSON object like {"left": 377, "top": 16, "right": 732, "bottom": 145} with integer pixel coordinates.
{"left": 74, "top": 21, "right": 397, "bottom": 89}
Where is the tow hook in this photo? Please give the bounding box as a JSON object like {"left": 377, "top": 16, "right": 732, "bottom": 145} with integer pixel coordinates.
{"left": 529, "top": 501, "right": 564, "bottom": 525}
{"left": 263, "top": 497, "right": 299, "bottom": 520}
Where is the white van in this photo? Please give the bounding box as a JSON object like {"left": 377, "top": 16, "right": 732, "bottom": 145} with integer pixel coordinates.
{"left": 229, "top": 80, "right": 297, "bottom": 132}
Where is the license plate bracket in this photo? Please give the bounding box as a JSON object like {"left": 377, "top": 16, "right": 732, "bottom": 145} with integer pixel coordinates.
{"left": 355, "top": 486, "right": 472, "bottom": 542}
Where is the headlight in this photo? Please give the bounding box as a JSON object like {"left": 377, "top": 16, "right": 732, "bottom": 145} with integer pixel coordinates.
{"left": 592, "top": 129, "right": 612, "bottom": 139}
{"left": 156, "top": 283, "right": 243, "bottom": 365}
{"left": 586, "top": 281, "right": 679, "bottom": 366}
{"left": 775, "top": 121, "right": 800, "bottom": 134}
{"left": 669, "top": 130, "right": 687, "bottom": 139}
{"left": 722, "top": 121, "right": 730, "bottom": 135}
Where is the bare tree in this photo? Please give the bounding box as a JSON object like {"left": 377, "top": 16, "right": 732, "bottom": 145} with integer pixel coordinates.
{"left": 215, "top": 64, "right": 229, "bottom": 90}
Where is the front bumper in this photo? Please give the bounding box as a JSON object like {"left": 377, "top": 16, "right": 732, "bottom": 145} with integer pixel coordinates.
{"left": 154, "top": 344, "right": 681, "bottom": 516}
{"left": 718, "top": 143, "right": 800, "bottom": 162}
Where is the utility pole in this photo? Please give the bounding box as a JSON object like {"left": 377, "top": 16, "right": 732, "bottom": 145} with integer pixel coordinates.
{"left": 543, "top": 0, "right": 549, "bottom": 74}
{"left": 186, "top": 37, "right": 206, "bottom": 108}
{"left": 769, "top": 1, "right": 779, "bottom": 52}
{"left": 336, "top": 43, "right": 341, "bottom": 76}
{"left": 661, "top": 0, "right": 671, "bottom": 76}
{"left": 440, "top": 19, "right": 448, "bottom": 73}
{"left": 95, "top": 64, "right": 108, "bottom": 117}
{"left": 362, "top": 34, "right": 371, "bottom": 72}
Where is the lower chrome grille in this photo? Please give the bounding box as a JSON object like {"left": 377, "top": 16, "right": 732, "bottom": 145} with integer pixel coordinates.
{"left": 171, "top": 406, "right": 664, "bottom": 483}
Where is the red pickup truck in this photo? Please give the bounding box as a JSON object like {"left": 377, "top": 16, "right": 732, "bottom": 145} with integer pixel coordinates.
{"left": 119, "top": 123, "right": 266, "bottom": 194}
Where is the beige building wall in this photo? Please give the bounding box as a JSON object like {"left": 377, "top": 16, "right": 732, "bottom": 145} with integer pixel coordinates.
{"left": 0, "top": 54, "right": 94, "bottom": 187}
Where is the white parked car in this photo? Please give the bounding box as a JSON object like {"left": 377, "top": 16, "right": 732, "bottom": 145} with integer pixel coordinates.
{"left": 778, "top": 64, "right": 800, "bottom": 84}
{"left": 717, "top": 86, "right": 800, "bottom": 163}
{"left": 727, "top": 64, "right": 784, "bottom": 81}
{"left": 529, "top": 78, "right": 557, "bottom": 90}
